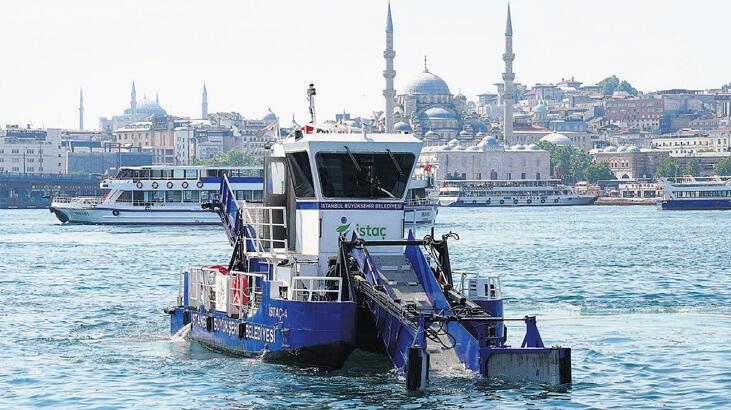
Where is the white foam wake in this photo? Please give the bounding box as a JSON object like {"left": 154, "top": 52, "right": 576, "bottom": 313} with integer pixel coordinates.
{"left": 170, "top": 323, "right": 191, "bottom": 342}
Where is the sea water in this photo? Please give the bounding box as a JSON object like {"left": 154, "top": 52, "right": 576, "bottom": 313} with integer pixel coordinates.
{"left": 0, "top": 207, "right": 730, "bottom": 408}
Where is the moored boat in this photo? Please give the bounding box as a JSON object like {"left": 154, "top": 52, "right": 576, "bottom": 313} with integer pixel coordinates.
{"left": 438, "top": 178, "right": 597, "bottom": 207}
{"left": 657, "top": 175, "right": 731, "bottom": 210}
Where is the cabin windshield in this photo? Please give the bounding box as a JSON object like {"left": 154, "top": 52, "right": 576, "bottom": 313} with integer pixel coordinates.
{"left": 315, "top": 151, "right": 414, "bottom": 199}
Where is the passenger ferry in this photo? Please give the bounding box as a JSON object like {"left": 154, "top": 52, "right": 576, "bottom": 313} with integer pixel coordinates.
{"left": 437, "top": 179, "right": 597, "bottom": 207}
{"left": 657, "top": 175, "right": 731, "bottom": 210}
{"left": 49, "top": 166, "right": 263, "bottom": 225}
{"left": 165, "top": 85, "right": 570, "bottom": 390}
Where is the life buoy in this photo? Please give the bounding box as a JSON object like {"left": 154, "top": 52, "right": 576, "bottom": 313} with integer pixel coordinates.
{"left": 152, "top": 181, "right": 159, "bottom": 189}
{"left": 486, "top": 199, "right": 491, "bottom": 205}
{"left": 554, "top": 198, "right": 560, "bottom": 203}
{"left": 207, "top": 265, "right": 249, "bottom": 308}
{"left": 499, "top": 200, "right": 504, "bottom": 205}
{"left": 527, "top": 199, "right": 532, "bottom": 204}
{"left": 513, "top": 199, "right": 519, "bottom": 205}
{"left": 166, "top": 181, "right": 174, "bottom": 189}
{"left": 196, "top": 181, "right": 204, "bottom": 188}
{"left": 112, "top": 209, "right": 119, "bottom": 216}
{"left": 182, "top": 181, "right": 189, "bottom": 189}
{"left": 135, "top": 182, "right": 143, "bottom": 189}
{"left": 540, "top": 199, "right": 546, "bottom": 204}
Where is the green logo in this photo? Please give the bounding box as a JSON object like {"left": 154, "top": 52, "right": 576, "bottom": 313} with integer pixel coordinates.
{"left": 336, "top": 217, "right": 351, "bottom": 234}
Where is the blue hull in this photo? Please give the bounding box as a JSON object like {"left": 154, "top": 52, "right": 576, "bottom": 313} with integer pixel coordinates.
{"left": 170, "top": 282, "right": 358, "bottom": 370}
{"left": 658, "top": 199, "right": 731, "bottom": 210}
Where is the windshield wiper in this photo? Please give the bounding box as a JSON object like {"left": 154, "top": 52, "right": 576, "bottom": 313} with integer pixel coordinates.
{"left": 344, "top": 146, "right": 362, "bottom": 173}
{"left": 386, "top": 149, "right": 404, "bottom": 177}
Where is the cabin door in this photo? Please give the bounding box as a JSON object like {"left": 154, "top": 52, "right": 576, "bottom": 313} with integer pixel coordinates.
{"left": 264, "top": 157, "right": 288, "bottom": 249}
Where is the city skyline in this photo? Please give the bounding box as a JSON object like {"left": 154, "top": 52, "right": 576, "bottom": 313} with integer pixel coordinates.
{"left": 1, "top": 0, "right": 729, "bottom": 129}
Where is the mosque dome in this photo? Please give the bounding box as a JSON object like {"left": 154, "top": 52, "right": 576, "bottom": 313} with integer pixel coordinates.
{"left": 512, "top": 144, "right": 526, "bottom": 151}
{"left": 617, "top": 146, "right": 628, "bottom": 153}
{"left": 424, "top": 129, "right": 440, "bottom": 139}
{"left": 447, "top": 138, "right": 459, "bottom": 146}
{"left": 423, "top": 107, "right": 456, "bottom": 119}
{"left": 399, "top": 71, "right": 451, "bottom": 95}
{"left": 526, "top": 144, "right": 540, "bottom": 150}
{"left": 134, "top": 97, "right": 167, "bottom": 116}
{"left": 452, "top": 145, "right": 465, "bottom": 151}
{"left": 604, "top": 146, "right": 617, "bottom": 152}
{"left": 458, "top": 129, "right": 472, "bottom": 138}
{"left": 466, "top": 145, "right": 481, "bottom": 151}
{"left": 626, "top": 145, "right": 641, "bottom": 153}
{"left": 534, "top": 104, "right": 548, "bottom": 113}
{"left": 539, "top": 132, "right": 572, "bottom": 146}
{"left": 261, "top": 108, "right": 278, "bottom": 123}
{"left": 394, "top": 121, "right": 412, "bottom": 132}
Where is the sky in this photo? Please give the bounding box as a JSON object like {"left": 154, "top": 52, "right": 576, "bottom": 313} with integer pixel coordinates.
{"left": 0, "top": 0, "right": 728, "bottom": 130}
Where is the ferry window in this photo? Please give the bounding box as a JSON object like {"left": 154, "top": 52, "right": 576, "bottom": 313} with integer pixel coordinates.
{"left": 151, "top": 169, "right": 163, "bottom": 179}
{"left": 315, "top": 151, "right": 414, "bottom": 199}
{"left": 116, "top": 169, "right": 133, "bottom": 179}
{"left": 152, "top": 191, "right": 164, "bottom": 203}
{"left": 185, "top": 169, "right": 197, "bottom": 179}
{"left": 118, "top": 191, "right": 132, "bottom": 202}
{"left": 173, "top": 169, "right": 185, "bottom": 179}
{"left": 133, "top": 191, "right": 144, "bottom": 204}
{"left": 184, "top": 190, "right": 199, "bottom": 202}
{"left": 207, "top": 169, "right": 218, "bottom": 177}
{"left": 166, "top": 190, "right": 182, "bottom": 202}
{"left": 253, "top": 190, "right": 263, "bottom": 201}
{"left": 267, "top": 161, "right": 286, "bottom": 195}
{"left": 285, "top": 152, "right": 315, "bottom": 198}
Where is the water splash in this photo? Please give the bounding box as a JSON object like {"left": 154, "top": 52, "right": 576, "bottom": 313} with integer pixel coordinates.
{"left": 171, "top": 324, "right": 191, "bottom": 342}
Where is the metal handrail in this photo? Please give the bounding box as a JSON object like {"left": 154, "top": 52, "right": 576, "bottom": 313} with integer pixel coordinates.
{"left": 290, "top": 276, "right": 342, "bottom": 302}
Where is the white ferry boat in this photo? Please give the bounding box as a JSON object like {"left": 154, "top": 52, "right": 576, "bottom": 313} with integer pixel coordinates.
{"left": 49, "top": 166, "right": 263, "bottom": 224}
{"left": 438, "top": 179, "right": 597, "bottom": 207}
{"left": 657, "top": 175, "right": 731, "bottom": 210}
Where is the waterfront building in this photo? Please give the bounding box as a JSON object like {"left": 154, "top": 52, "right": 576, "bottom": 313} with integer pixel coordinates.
{"left": 0, "top": 126, "right": 65, "bottom": 174}
{"left": 174, "top": 122, "right": 236, "bottom": 164}
{"left": 418, "top": 137, "right": 550, "bottom": 181}
{"left": 652, "top": 131, "right": 731, "bottom": 156}
{"left": 590, "top": 146, "right": 668, "bottom": 179}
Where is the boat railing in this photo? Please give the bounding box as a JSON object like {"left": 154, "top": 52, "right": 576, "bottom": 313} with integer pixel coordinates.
{"left": 184, "top": 266, "right": 217, "bottom": 312}
{"left": 405, "top": 197, "right": 438, "bottom": 207}
{"left": 228, "top": 270, "right": 267, "bottom": 316}
{"left": 238, "top": 201, "right": 289, "bottom": 259}
{"left": 289, "top": 276, "right": 343, "bottom": 302}
{"left": 181, "top": 266, "right": 267, "bottom": 316}
{"left": 51, "top": 196, "right": 102, "bottom": 206}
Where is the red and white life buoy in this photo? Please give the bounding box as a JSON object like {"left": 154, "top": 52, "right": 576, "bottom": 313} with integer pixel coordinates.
{"left": 207, "top": 265, "right": 249, "bottom": 308}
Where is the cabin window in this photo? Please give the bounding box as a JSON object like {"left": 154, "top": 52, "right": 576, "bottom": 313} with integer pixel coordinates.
{"left": 184, "top": 169, "right": 197, "bottom": 179}
{"left": 267, "top": 161, "right": 286, "bottom": 195}
{"left": 286, "top": 152, "right": 315, "bottom": 198}
{"left": 116, "top": 169, "right": 133, "bottom": 179}
{"left": 166, "top": 190, "right": 182, "bottom": 202}
{"left": 117, "top": 191, "right": 132, "bottom": 202}
{"left": 184, "top": 190, "right": 199, "bottom": 202}
{"left": 152, "top": 191, "right": 165, "bottom": 203}
{"left": 315, "top": 151, "right": 414, "bottom": 199}
{"left": 173, "top": 169, "right": 185, "bottom": 179}
{"left": 151, "top": 169, "right": 163, "bottom": 179}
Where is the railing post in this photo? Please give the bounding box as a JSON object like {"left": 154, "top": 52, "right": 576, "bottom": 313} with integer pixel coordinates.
{"left": 183, "top": 270, "right": 189, "bottom": 308}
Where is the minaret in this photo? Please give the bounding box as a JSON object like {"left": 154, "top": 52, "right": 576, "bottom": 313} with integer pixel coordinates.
{"left": 202, "top": 83, "right": 208, "bottom": 119}
{"left": 130, "top": 81, "right": 137, "bottom": 115}
{"left": 383, "top": 1, "right": 396, "bottom": 133}
{"left": 78, "top": 88, "right": 84, "bottom": 130}
{"left": 502, "top": 4, "right": 515, "bottom": 143}
{"left": 155, "top": 92, "right": 159, "bottom": 104}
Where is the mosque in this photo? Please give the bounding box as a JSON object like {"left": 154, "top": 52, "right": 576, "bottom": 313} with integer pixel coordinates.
{"left": 382, "top": 3, "right": 551, "bottom": 181}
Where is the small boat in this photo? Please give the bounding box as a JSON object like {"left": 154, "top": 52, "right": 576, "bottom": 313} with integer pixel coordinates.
{"left": 166, "top": 85, "right": 571, "bottom": 390}
{"left": 657, "top": 175, "right": 731, "bottom": 210}
{"left": 49, "top": 166, "right": 263, "bottom": 224}
{"left": 438, "top": 178, "right": 597, "bottom": 207}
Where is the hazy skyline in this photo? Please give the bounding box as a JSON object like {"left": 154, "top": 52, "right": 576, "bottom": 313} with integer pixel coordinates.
{"left": 1, "top": 0, "right": 728, "bottom": 130}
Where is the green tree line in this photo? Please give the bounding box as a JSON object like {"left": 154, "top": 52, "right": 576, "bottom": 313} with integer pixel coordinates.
{"left": 536, "top": 141, "right": 614, "bottom": 184}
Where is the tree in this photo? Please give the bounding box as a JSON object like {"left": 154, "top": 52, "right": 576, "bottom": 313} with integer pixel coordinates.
{"left": 583, "top": 162, "right": 615, "bottom": 183}
{"left": 597, "top": 75, "right": 638, "bottom": 96}
{"left": 653, "top": 157, "right": 700, "bottom": 178}
{"left": 194, "top": 149, "right": 263, "bottom": 167}
{"left": 536, "top": 141, "right": 593, "bottom": 184}
{"left": 714, "top": 157, "right": 731, "bottom": 176}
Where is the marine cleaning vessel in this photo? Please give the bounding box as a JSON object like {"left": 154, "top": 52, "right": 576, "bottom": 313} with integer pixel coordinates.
{"left": 166, "top": 85, "right": 571, "bottom": 390}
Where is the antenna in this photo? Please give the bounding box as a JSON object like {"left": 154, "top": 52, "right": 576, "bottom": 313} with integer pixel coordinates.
{"left": 307, "top": 84, "right": 317, "bottom": 130}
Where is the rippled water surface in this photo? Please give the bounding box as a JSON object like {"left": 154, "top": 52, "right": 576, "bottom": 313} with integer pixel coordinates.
{"left": 1, "top": 207, "right": 730, "bottom": 408}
